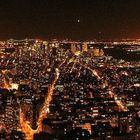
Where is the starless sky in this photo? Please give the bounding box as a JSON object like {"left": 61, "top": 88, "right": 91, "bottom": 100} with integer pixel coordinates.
{"left": 0, "top": 0, "right": 140, "bottom": 40}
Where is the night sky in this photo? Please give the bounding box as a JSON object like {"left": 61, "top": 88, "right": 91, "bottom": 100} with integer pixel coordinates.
{"left": 0, "top": 0, "right": 140, "bottom": 40}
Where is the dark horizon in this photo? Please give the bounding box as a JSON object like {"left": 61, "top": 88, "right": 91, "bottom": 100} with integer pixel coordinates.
{"left": 1, "top": 0, "right": 140, "bottom": 40}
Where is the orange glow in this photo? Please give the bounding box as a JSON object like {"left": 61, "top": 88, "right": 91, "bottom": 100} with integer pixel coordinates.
{"left": 115, "top": 99, "right": 127, "bottom": 112}
{"left": 80, "top": 123, "right": 91, "bottom": 134}
{"left": 19, "top": 69, "right": 60, "bottom": 140}
{"left": 37, "top": 68, "right": 59, "bottom": 132}
{"left": 1, "top": 70, "right": 11, "bottom": 90}
{"left": 19, "top": 109, "right": 36, "bottom": 140}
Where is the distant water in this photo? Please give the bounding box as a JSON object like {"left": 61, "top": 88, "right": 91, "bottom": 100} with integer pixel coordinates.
{"left": 104, "top": 48, "right": 140, "bottom": 62}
